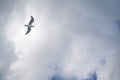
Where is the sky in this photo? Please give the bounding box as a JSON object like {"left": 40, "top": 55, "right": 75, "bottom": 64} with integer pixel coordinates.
{"left": 0, "top": 0, "right": 120, "bottom": 80}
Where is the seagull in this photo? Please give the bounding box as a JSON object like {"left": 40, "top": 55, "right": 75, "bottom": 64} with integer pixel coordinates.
{"left": 24, "top": 16, "right": 35, "bottom": 35}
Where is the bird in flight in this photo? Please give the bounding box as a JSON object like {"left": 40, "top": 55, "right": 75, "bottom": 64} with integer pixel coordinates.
{"left": 24, "top": 16, "right": 35, "bottom": 35}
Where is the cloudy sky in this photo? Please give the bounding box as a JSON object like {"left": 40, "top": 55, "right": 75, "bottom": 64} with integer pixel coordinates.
{"left": 0, "top": 0, "right": 120, "bottom": 80}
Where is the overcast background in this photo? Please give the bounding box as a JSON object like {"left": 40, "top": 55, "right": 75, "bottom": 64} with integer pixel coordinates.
{"left": 0, "top": 0, "right": 120, "bottom": 80}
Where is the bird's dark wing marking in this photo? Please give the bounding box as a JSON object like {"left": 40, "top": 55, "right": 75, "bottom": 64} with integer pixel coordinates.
{"left": 25, "top": 27, "right": 31, "bottom": 35}
{"left": 28, "top": 16, "right": 34, "bottom": 25}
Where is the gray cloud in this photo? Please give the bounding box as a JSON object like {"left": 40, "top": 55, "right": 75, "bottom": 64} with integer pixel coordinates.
{"left": 32, "top": 0, "right": 120, "bottom": 80}
{"left": 0, "top": 0, "right": 26, "bottom": 80}
{"left": 1, "top": 0, "right": 120, "bottom": 80}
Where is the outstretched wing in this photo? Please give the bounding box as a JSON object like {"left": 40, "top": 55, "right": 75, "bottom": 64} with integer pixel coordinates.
{"left": 28, "top": 16, "right": 34, "bottom": 25}
{"left": 25, "top": 27, "right": 31, "bottom": 35}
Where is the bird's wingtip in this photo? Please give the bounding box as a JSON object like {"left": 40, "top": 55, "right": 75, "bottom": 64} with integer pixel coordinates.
{"left": 25, "top": 33, "right": 28, "bottom": 35}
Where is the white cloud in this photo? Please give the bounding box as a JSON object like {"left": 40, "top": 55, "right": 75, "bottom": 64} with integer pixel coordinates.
{"left": 0, "top": 0, "right": 120, "bottom": 80}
